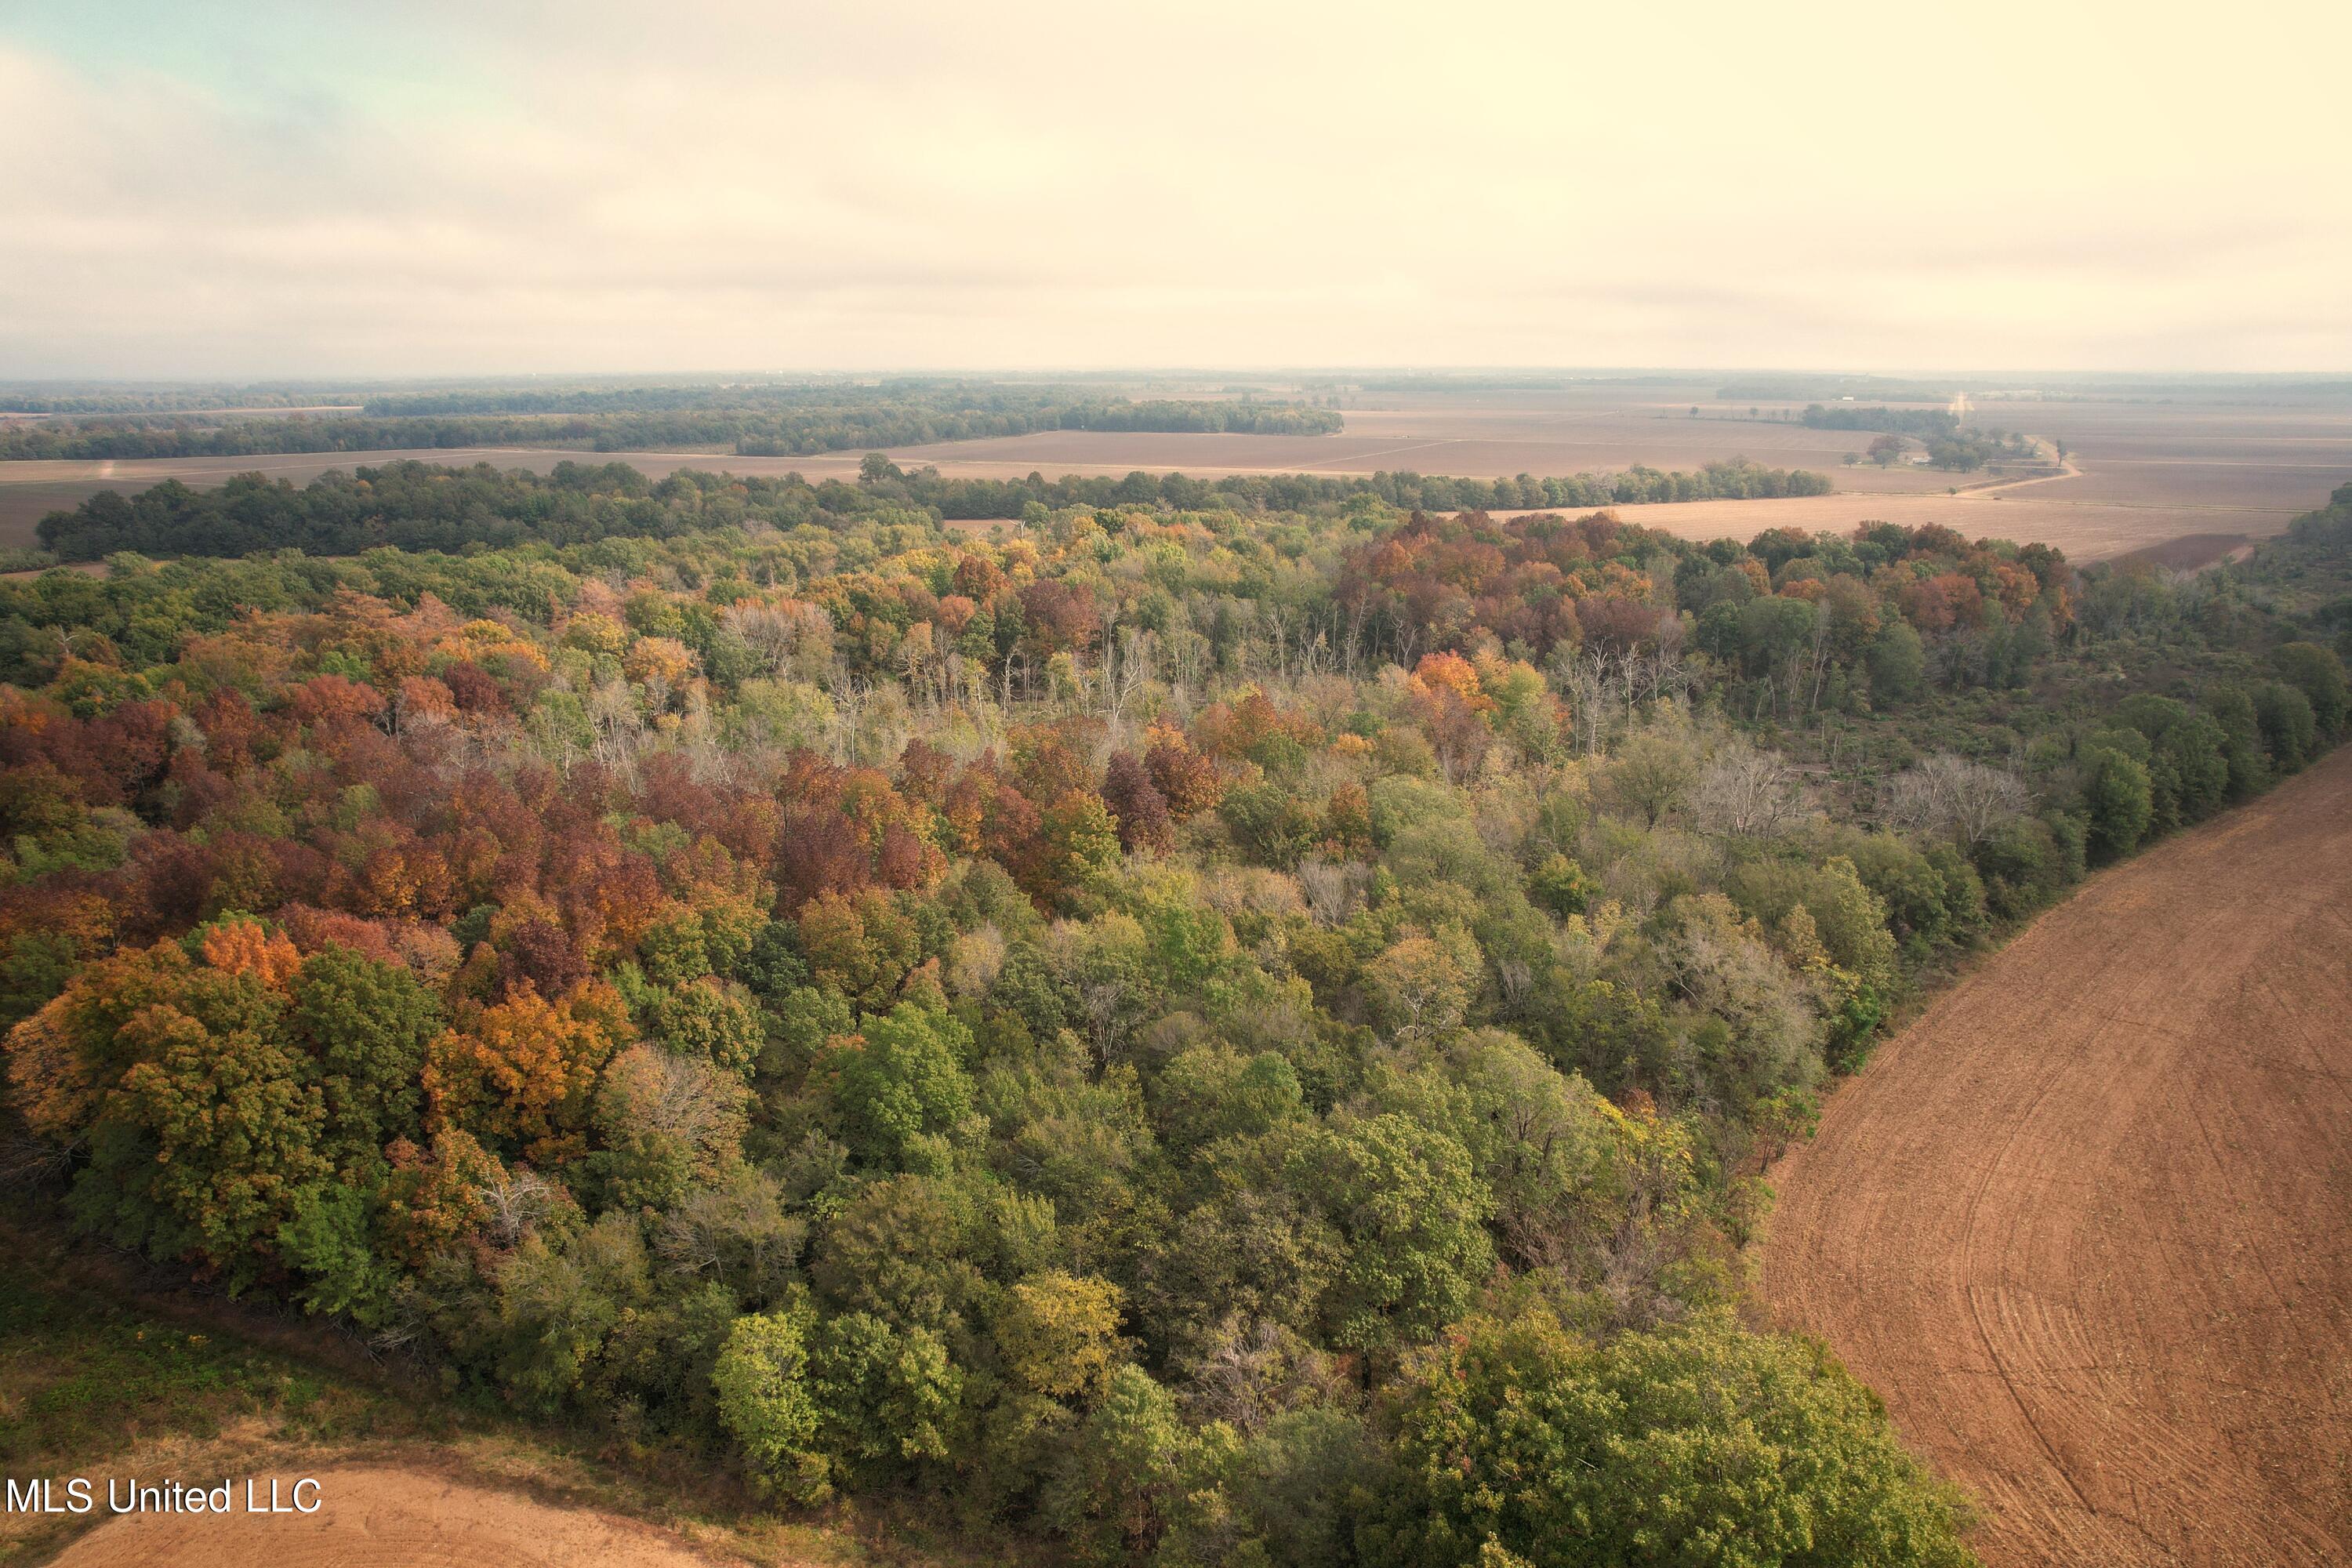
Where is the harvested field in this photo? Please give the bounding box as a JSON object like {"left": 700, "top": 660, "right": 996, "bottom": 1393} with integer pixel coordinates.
{"left": 1760, "top": 746, "right": 2352, "bottom": 1567}
{"left": 1974, "top": 396, "right": 2352, "bottom": 517}
{"left": 2110, "top": 533, "right": 2255, "bottom": 572}
{"left": 49, "top": 1464, "right": 747, "bottom": 1568}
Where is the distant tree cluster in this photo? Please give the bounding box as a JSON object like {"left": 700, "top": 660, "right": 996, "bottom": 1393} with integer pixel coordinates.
{"left": 0, "top": 383, "right": 361, "bottom": 415}
{"left": 1800, "top": 405, "right": 1962, "bottom": 438}
{"left": 1801, "top": 405, "right": 2041, "bottom": 471}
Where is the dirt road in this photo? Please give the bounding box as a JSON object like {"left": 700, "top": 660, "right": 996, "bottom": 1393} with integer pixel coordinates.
{"left": 1762, "top": 747, "right": 2352, "bottom": 1566}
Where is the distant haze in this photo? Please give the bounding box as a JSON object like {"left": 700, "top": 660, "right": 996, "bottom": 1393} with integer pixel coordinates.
{"left": 3, "top": 0, "right": 2347, "bottom": 378}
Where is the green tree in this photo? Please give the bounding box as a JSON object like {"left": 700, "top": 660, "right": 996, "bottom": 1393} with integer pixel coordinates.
{"left": 713, "top": 1296, "right": 829, "bottom": 1502}
{"left": 1361, "top": 1307, "right": 1976, "bottom": 1568}
{"left": 2274, "top": 641, "right": 2350, "bottom": 736}
{"left": 809, "top": 1310, "right": 964, "bottom": 1475}
{"left": 1040, "top": 790, "right": 1125, "bottom": 906}
{"left": 1225, "top": 1406, "right": 1380, "bottom": 1568}
{"left": 1528, "top": 853, "right": 1595, "bottom": 917}
{"left": 1867, "top": 621, "right": 1926, "bottom": 706}
{"left": 652, "top": 977, "right": 764, "bottom": 1078}
{"left": 289, "top": 946, "right": 441, "bottom": 1176}
{"left": 492, "top": 1212, "right": 651, "bottom": 1414}
{"left": 2157, "top": 711, "right": 2230, "bottom": 824}
{"left": 2082, "top": 746, "right": 2153, "bottom": 862}
{"left": 275, "top": 1179, "right": 398, "bottom": 1323}
{"left": 2254, "top": 679, "right": 2318, "bottom": 769}
{"left": 1043, "top": 1363, "right": 1237, "bottom": 1565}
{"left": 1221, "top": 781, "right": 1323, "bottom": 868}
{"left": 833, "top": 996, "right": 977, "bottom": 1170}
{"left": 809, "top": 1171, "right": 988, "bottom": 1337}
{"left": 1298, "top": 1113, "right": 1493, "bottom": 1354}
{"left": 1737, "top": 594, "right": 1817, "bottom": 678}
{"left": 2206, "top": 683, "right": 2270, "bottom": 798}
{"left": 67, "top": 955, "right": 328, "bottom": 1283}
{"left": 0, "top": 929, "right": 80, "bottom": 1029}
{"left": 638, "top": 910, "right": 714, "bottom": 985}
{"left": 1377, "top": 1033, "right": 1617, "bottom": 1272}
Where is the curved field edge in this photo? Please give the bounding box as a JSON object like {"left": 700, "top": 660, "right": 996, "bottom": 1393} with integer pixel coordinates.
{"left": 1760, "top": 746, "right": 2352, "bottom": 1566}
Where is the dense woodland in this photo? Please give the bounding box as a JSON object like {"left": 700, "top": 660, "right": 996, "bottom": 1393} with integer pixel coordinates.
{"left": 33, "top": 456, "right": 1831, "bottom": 562}
{"left": 1798, "top": 406, "right": 1960, "bottom": 440}
{"left": 0, "top": 383, "right": 1341, "bottom": 463}
{"left": 4, "top": 463, "right": 2348, "bottom": 1567}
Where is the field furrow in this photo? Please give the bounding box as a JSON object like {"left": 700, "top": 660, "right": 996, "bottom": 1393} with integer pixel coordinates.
{"left": 1762, "top": 746, "right": 2352, "bottom": 1567}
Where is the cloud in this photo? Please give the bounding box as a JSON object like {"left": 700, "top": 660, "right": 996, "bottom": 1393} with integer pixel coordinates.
{"left": 2, "top": 0, "right": 2347, "bottom": 376}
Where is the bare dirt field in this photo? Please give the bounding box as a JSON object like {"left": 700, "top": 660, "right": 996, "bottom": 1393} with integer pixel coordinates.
{"left": 3, "top": 383, "right": 2346, "bottom": 562}
{"left": 49, "top": 1463, "right": 751, "bottom": 1568}
{"left": 1761, "top": 746, "right": 2352, "bottom": 1567}
{"left": 2110, "top": 533, "right": 2255, "bottom": 572}
{"left": 1973, "top": 395, "right": 2352, "bottom": 517}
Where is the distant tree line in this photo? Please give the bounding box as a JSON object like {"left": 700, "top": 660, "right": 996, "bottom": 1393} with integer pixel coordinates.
{"left": 1719, "top": 377, "right": 1960, "bottom": 403}
{"left": 0, "top": 384, "right": 362, "bottom": 415}
{"left": 1801, "top": 405, "right": 1961, "bottom": 438}
{"left": 865, "top": 455, "right": 1832, "bottom": 521}
{"left": 34, "top": 456, "right": 1835, "bottom": 561}
{"left": 0, "top": 386, "right": 1343, "bottom": 463}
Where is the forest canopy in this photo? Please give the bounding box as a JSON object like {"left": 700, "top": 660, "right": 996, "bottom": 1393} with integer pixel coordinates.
{"left": 2, "top": 469, "right": 2347, "bottom": 1566}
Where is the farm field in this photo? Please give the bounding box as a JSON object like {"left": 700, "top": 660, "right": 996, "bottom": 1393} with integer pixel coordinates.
{"left": 1973, "top": 394, "right": 2352, "bottom": 514}
{"left": 1761, "top": 746, "right": 2352, "bottom": 1567}
{"left": 9, "top": 383, "right": 2349, "bottom": 563}
{"left": 49, "top": 1466, "right": 745, "bottom": 1568}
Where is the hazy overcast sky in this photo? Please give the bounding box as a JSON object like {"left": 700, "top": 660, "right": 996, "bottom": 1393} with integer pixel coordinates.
{"left": 3, "top": 0, "right": 2346, "bottom": 378}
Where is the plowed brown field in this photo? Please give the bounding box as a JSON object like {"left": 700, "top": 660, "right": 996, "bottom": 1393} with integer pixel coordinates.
{"left": 1762, "top": 746, "right": 2352, "bottom": 1566}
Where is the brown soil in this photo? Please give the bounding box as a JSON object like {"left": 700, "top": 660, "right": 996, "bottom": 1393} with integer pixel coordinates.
{"left": 1761, "top": 746, "right": 2352, "bottom": 1566}
{"left": 49, "top": 1463, "right": 746, "bottom": 1568}
{"left": 2109, "top": 532, "right": 2255, "bottom": 572}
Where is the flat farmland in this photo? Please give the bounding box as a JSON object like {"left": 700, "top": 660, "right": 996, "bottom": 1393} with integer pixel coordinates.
{"left": 4, "top": 383, "right": 2346, "bottom": 561}
{"left": 1974, "top": 395, "right": 2352, "bottom": 517}
{"left": 1761, "top": 746, "right": 2352, "bottom": 1567}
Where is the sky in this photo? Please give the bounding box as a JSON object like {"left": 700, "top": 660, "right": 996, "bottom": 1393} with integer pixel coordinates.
{"left": 2, "top": 0, "right": 2347, "bottom": 379}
